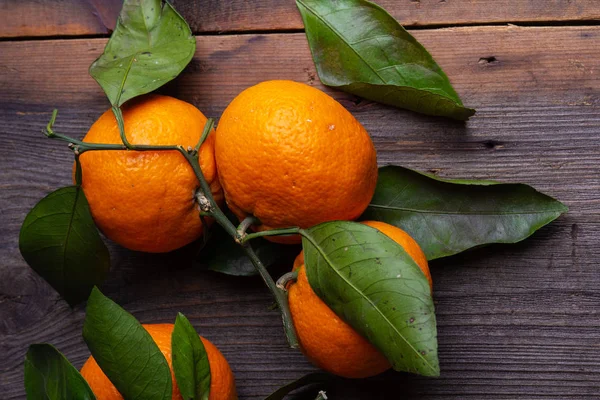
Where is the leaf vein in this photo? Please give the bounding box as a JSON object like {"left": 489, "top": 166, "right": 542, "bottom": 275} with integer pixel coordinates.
{"left": 301, "top": 230, "right": 437, "bottom": 374}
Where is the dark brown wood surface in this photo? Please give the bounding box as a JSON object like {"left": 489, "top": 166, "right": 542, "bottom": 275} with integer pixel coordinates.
{"left": 2, "top": 0, "right": 600, "bottom": 38}
{"left": 1, "top": 2, "right": 600, "bottom": 399}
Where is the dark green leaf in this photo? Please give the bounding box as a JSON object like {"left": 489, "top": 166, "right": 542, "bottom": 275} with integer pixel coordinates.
{"left": 90, "top": 0, "right": 196, "bottom": 106}
{"left": 172, "top": 313, "right": 211, "bottom": 400}
{"left": 264, "top": 373, "right": 332, "bottom": 400}
{"left": 301, "top": 221, "right": 439, "bottom": 377}
{"left": 363, "top": 166, "right": 569, "bottom": 260}
{"left": 83, "top": 287, "right": 172, "bottom": 400}
{"left": 296, "top": 0, "right": 475, "bottom": 120}
{"left": 198, "top": 221, "right": 300, "bottom": 277}
{"left": 19, "top": 186, "right": 110, "bottom": 306}
{"left": 24, "top": 344, "right": 96, "bottom": 400}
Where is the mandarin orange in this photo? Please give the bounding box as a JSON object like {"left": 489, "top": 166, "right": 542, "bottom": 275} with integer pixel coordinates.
{"left": 80, "top": 324, "right": 237, "bottom": 400}
{"left": 77, "top": 94, "right": 222, "bottom": 253}
{"left": 215, "top": 80, "right": 377, "bottom": 243}
{"left": 287, "top": 221, "right": 432, "bottom": 378}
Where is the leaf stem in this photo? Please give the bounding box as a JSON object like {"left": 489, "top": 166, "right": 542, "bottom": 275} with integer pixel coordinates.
{"left": 43, "top": 114, "right": 180, "bottom": 155}
{"left": 236, "top": 215, "right": 260, "bottom": 238}
{"left": 315, "top": 391, "right": 328, "bottom": 400}
{"left": 241, "top": 227, "right": 300, "bottom": 243}
{"left": 74, "top": 154, "right": 83, "bottom": 186}
{"left": 45, "top": 109, "right": 59, "bottom": 136}
{"left": 241, "top": 243, "right": 299, "bottom": 348}
{"left": 195, "top": 118, "right": 214, "bottom": 153}
{"left": 178, "top": 130, "right": 299, "bottom": 347}
{"left": 111, "top": 106, "right": 133, "bottom": 149}
{"left": 276, "top": 271, "right": 298, "bottom": 292}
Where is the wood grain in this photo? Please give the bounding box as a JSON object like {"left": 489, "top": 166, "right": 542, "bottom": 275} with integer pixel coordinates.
{"left": 0, "top": 0, "right": 122, "bottom": 38}
{"left": 1, "top": 0, "right": 600, "bottom": 38}
{"left": 1, "top": 26, "right": 600, "bottom": 398}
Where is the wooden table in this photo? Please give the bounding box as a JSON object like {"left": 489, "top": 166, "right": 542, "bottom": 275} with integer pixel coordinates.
{"left": 1, "top": 1, "right": 599, "bottom": 399}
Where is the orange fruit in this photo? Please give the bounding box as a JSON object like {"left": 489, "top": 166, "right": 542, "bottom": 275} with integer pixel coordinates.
{"left": 77, "top": 94, "right": 222, "bottom": 253}
{"left": 215, "top": 80, "right": 377, "bottom": 243}
{"left": 287, "top": 221, "right": 432, "bottom": 378}
{"left": 362, "top": 220, "right": 432, "bottom": 288}
{"left": 80, "top": 324, "right": 237, "bottom": 400}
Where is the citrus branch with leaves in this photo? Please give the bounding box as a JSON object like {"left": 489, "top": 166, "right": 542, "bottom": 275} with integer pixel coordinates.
{"left": 45, "top": 107, "right": 301, "bottom": 348}
{"left": 18, "top": 0, "right": 568, "bottom": 398}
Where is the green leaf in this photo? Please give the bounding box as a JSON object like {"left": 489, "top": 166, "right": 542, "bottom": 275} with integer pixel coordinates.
{"left": 264, "top": 373, "right": 332, "bottom": 400}
{"left": 296, "top": 0, "right": 475, "bottom": 120}
{"left": 24, "top": 344, "right": 96, "bottom": 400}
{"left": 300, "top": 221, "right": 439, "bottom": 377}
{"left": 197, "top": 214, "right": 300, "bottom": 277}
{"left": 362, "top": 166, "right": 569, "bottom": 260}
{"left": 83, "top": 287, "right": 172, "bottom": 400}
{"left": 19, "top": 186, "right": 110, "bottom": 306}
{"left": 172, "top": 313, "right": 211, "bottom": 400}
{"left": 90, "top": 0, "right": 196, "bottom": 106}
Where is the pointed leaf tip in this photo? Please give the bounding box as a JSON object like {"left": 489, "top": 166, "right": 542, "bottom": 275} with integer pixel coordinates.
{"left": 172, "top": 313, "right": 211, "bottom": 400}
{"left": 297, "top": 0, "right": 475, "bottom": 120}
{"left": 363, "top": 166, "right": 568, "bottom": 260}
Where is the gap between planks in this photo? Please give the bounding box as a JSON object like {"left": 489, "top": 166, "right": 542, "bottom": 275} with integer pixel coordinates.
{"left": 2, "top": 21, "right": 600, "bottom": 43}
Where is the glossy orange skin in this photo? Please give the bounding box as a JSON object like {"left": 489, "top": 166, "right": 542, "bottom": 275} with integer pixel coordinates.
{"left": 78, "top": 95, "right": 222, "bottom": 253}
{"left": 288, "top": 221, "right": 432, "bottom": 378}
{"left": 215, "top": 80, "right": 378, "bottom": 243}
{"left": 80, "top": 324, "right": 237, "bottom": 400}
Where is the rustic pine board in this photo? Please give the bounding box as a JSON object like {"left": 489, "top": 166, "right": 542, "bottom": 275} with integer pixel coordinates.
{"left": 1, "top": 25, "right": 600, "bottom": 399}
{"left": 2, "top": 0, "right": 600, "bottom": 38}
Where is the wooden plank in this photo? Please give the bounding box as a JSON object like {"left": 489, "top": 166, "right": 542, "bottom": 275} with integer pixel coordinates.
{"left": 1, "top": 26, "right": 600, "bottom": 398}
{"left": 1, "top": 220, "right": 599, "bottom": 399}
{"left": 1, "top": 0, "right": 600, "bottom": 38}
{"left": 0, "top": 0, "right": 121, "bottom": 38}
